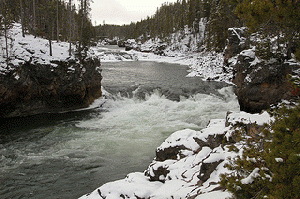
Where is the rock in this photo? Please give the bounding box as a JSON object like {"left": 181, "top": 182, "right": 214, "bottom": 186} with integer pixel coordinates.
{"left": 147, "top": 165, "right": 170, "bottom": 182}
{"left": 155, "top": 145, "right": 188, "bottom": 162}
{"left": 198, "top": 160, "right": 224, "bottom": 185}
{"left": 224, "top": 27, "right": 247, "bottom": 63}
{"left": 0, "top": 57, "right": 102, "bottom": 118}
{"left": 194, "top": 134, "right": 227, "bottom": 150}
{"left": 224, "top": 28, "right": 300, "bottom": 113}
{"left": 232, "top": 51, "right": 298, "bottom": 113}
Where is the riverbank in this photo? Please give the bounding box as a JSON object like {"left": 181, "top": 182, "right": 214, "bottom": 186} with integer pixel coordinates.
{"left": 79, "top": 110, "right": 274, "bottom": 199}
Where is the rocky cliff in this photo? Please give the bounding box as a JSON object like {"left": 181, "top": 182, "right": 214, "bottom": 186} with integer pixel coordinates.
{"left": 225, "top": 28, "right": 300, "bottom": 113}
{"left": 0, "top": 23, "right": 102, "bottom": 118}
{"left": 0, "top": 57, "right": 102, "bottom": 118}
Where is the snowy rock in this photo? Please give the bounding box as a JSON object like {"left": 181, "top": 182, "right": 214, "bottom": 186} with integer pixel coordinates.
{"left": 228, "top": 32, "right": 300, "bottom": 114}
{"left": 79, "top": 111, "right": 275, "bottom": 199}
{"left": 223, "top": 26, "right": 300, "bottom": 113}
{"left": 0, "top": 23, "right": 102, "bottom": 118}
{"left": 0, "top": 57, "right": 102, "bottom": 118}
{"left": 224, "top": 27, "right": 247, "bottom": 63}
{"left": 232, "top": 48, "right": 300, "bottom": 113}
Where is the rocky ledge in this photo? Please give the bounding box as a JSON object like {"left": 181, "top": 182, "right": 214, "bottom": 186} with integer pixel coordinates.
{"left": 225, "top": 28, "right": 300, "bottom": 113}
{"left": 0, "top": 57, "right": 102, "bottom": 118}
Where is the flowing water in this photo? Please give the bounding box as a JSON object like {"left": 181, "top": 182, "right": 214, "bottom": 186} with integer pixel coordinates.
{"left": 0, "top": 52, "right": 240, "bottom": 199}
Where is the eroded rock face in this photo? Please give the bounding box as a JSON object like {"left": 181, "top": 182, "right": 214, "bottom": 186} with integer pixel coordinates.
{"left": 0, "top": 57, "right": 102, "bottom": 118}
{"left": 225, "top": 28, "right": 300, "bottom": 113}
{"left": 233, "top": 54, "right": 296, "bottom": 113}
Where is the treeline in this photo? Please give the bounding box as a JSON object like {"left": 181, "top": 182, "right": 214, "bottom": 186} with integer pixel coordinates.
{"left": 0, "top": 0, "right": 94, "bottom": 57}
{"left": 95, "top": 0, "right": 241, "bottom": 51}
{"left": 96, "top": 0, "right": 300, "bottom": 58}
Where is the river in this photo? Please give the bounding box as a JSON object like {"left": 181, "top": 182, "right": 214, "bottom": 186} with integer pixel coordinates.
{"left": 0, "top": 50, "right": 240, "bottom": 199}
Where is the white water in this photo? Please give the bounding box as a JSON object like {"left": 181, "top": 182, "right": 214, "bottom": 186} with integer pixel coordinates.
{"left": 73, "top": 86, "right": 239, "bottom": 168}
{"left": 0, "top": 60, "right": 240, "bottom": 199}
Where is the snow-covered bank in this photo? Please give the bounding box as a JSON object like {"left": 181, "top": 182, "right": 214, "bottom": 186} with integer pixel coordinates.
{"left": 80, "top": 111, "right": 273, "bottom": 199}
{"left": 0, "top": 23, "right": 73, "bottom": 73}
{"left": 0, "top": 23, "right": 100, "bottom": 74}
{"left": 0, "top": 23, "right": 102, "bottom": 118}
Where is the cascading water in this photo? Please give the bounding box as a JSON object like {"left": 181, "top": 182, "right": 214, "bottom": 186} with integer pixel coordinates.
{"left": 0, "top": 59, "right": 239, "bottom": 199}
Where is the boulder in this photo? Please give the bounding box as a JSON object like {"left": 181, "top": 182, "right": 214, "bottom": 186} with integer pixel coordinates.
{"left": 224, "top": 27, "right": 247, "bottom": 63}
{"left": 232, "top": 51, "right": 298, "bottom": 113}
{"left": 0, "top": 57, "right": 102, "bottom": 118}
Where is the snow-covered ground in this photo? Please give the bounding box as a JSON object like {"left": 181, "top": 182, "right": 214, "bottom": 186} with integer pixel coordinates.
{"left": 0, "top": 24, "right": 71, "bottom": 73}
{"left": 0, "top": 23, "right": 99, "bottom": 76}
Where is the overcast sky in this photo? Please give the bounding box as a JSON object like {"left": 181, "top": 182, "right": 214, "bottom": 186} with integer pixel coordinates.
{"left": 90, "top": 0, "right": 178, "bottom": 26}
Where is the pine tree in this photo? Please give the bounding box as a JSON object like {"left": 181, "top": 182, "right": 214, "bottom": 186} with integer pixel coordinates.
{"left": 205, "top": 0, "right": 240, "bottom": 52}
{"left": 20, "top": 0, "right": 25, "bottom": 37}
{"left": 236, "top": 0, "right": 300, "bottom": 60}
{"left": 77, "top": 0, "right": 93, "bottom": 59}
{"left": 69, "top": 0, "right": 72, "bottom": 56}
{"left": 220, "top": 104, "right": 300, "bottom": 198}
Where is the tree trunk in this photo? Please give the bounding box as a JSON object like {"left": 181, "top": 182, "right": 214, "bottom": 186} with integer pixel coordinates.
{"left": 49, "top": 39, "right": 52, "bottom": 56}
{"left": 69, "top": 0, "right": 72, "bottom": 56}
{"left": 33, "top": 0, "right": 36, "bottom": 37}
{"left": 57, "top": 0, "right": 59, "bottom": 41}
{"left": 78, "top": 0, "right": 84, "bottom": 56}
{"left": 20, "top": 0, "right": 25, "bottom": 37}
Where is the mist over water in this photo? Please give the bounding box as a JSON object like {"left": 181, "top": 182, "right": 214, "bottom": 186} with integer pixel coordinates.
{"left": 0, "top": 60, "right": 239, "bottom": 199}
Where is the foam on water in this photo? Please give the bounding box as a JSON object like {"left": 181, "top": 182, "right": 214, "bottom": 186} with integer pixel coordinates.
{"left": 71, "top": 86, "right": 239, "bottom": 159}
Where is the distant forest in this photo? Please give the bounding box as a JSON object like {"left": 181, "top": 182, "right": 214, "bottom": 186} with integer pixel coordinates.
{"left": 96, "top": 0, "right": 241, "bottom": 51}
{"left": 96, "top": 0, "right": 300, "bottom": 56}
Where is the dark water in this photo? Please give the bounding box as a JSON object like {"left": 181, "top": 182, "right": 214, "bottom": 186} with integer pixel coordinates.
{"left": 0, "top": 59, "right": 239, "bottom": 199}
{"left": 102, "top": 61, "right": 227, "bottom": 99}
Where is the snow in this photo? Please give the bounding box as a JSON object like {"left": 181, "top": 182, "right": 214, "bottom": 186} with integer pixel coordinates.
{"left": 157, "top": 129, "right": 200, "bottom": 152}
{"left": 275, "top": 158, "right": 284, "bottom": 162}
{"left": 0, "top": 23, "right": 77, "bottom": 74}
{"left": 195, "top": 191, "right": 232, "bottom": 199}
{"left": 226, "top": 111, "right": 274, "bottom": 126}
{"left": 79, "top": 172, "right": 162, "bottom": 199}
{"left": 241, "top": 168, "right": 260, "bottom": 184}
{"left": 240, "top": 48, "right": 256, "bottom": 59}
{"left": 79, "top": 111, "right": 274, "bottom": 199}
